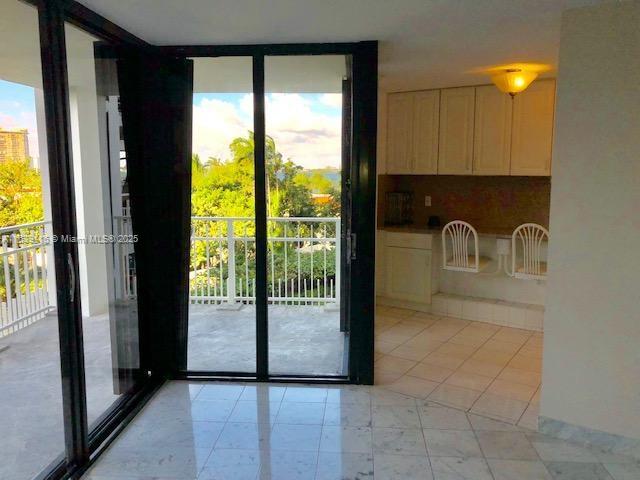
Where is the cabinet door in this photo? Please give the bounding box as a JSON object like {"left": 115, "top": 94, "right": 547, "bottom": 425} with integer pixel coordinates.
{"left": 438, "top": 87, "right": 475, "bottom": 175}
{"left": 385, "top": 246, "right": 431, "bottom": 303}
{"left": 511, "top": 79, "right": 555, "bottom": 176}
{"left": 473, "top": 85, "right": 512, "bottom": 175}
{"left": 412, "top": 90, "right": 439, "bottom": 174}
{"left": 386, "top": 92, "right": 413, "bottom": 174}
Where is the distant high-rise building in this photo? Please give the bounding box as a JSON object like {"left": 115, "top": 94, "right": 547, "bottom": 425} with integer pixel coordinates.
{"left": 0, "top": 128, "right": 29, "bottom": 162}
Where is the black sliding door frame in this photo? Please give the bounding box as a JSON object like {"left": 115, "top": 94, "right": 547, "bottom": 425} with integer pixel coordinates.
{"left": 36, "top": 3, "right": 89, "bottom": 476}
{"left": 171, "top": 42, "right": 378, "bottom": 385}
{"left": 27, "top": 1, "right": 161, "bottom": 480}
{"left": 252, "top": 54, "right": 269, "bottom": 380}
{"left": 19, "top": 0, "right": 376, "bottom": 477}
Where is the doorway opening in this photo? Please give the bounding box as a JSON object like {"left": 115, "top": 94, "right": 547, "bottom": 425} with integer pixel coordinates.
{"left": 186, "top": 53, "right": 353, "bottom": 378}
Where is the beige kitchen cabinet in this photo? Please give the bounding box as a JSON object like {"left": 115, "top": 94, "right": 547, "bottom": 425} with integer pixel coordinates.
{"left": 438, "top": 87, "right": 475, "bottom": 175}
{"left": 473, "top": 85, "right": 513, "bottom": 175}
{"left": 511, "top": 79, "right": 556, "bottom": 176}
{"left": 386, "top": 81, "right": 555, "bottom": 177}
{"left": 385, "top": 246, "right": 432, "bottom": 303}
{"left": 386, "top": 92, "right": 414, "bottom": 173}
{"left": 386, "top": 90, "right": 439, "bottom": 174}
{"left": 383, "top": 231, "right": 433, "bottom": 304}
{"left": 412, "top": 90, "right": 440, "bottom": 174}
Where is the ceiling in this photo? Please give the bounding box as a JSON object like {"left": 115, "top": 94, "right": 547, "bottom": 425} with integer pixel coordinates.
{"left": 77, "top": 0, "right": 603, "bottom": 92}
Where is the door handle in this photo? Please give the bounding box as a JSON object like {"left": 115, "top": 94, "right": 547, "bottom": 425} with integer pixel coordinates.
{"left": 67, "top": 252, "right": 75, "bottom": 302}
{"left": 350, "top": 233, "right": 357, "bottom": 260}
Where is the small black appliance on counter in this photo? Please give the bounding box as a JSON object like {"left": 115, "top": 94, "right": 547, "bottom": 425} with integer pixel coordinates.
{"left": 384, "top": 191, "right": 413, "bottom": 225}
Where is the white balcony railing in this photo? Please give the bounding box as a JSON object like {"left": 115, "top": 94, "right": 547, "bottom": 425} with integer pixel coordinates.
{"left": 0, "top": 221, "right": 54, "bottom": 338}
{"left": 189, "top": 217, "right": 340, "bottom": 306}
{"left": 0, "top": 216, "right": 340, "bottom": 338}
{"left": 115, "top": 216, "right": 340, "bottom": 306}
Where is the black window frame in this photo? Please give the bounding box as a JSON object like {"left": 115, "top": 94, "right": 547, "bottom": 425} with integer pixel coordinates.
{"left": 172, "top": 43, "right": 377, "bottom": 385}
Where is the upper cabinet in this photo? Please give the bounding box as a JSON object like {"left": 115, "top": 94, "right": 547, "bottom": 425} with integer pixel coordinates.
{"left": 386, "top": 90, "right": 439, "bottom": 174}
{"left": 438, "top": 87, "right": 475, "bottom": 175}
{"left": 412, "top": 90, "right": 440, "bottom": 174}
{"left": 511, "top": 79, "right": 556, "bottom": 176}
{"left": 385, "top": 79, "right": 555, "bottom": 177}
{"left": 473, "top": 85, "right": 513, "bottom": 175}
{"left": 386, "top": 92, "right": 414, "bottom": 174}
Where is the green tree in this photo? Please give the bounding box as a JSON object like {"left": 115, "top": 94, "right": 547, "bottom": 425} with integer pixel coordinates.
{"left": 189, "top": 133, "right": 339, "bottom": 293}
{"left": 0, "top": 158, "right": 44, "bottom": 227}
{"left": 191, "top": 132, "right": 316, "bottom": 221}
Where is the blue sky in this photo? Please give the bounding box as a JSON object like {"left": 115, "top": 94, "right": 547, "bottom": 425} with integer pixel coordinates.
{"left": 0, "top": 79, "right": 39, "bottom": 163}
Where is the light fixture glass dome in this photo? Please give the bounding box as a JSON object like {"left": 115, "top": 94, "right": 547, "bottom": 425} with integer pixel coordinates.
{"left": 491, "top": 69, "right": 538, "bottom": 97}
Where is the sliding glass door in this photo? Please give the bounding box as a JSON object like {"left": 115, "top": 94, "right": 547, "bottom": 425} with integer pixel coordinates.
{"left": 187, "top": 57, "right": 257, "bottom": 373}
{"left": 264, "top": 54, "right": 350, "bottom": 376}
{"left": 0, "top": 2, "right": 164, "bottom": 478}
{"left": 0, "top": 2, "right": 66, "bottom": 478}
{"left": 186, "top": 52, "right": 359, "bottom": 379}
{"left": 64, "top": 22, "right": 145, "bottom": 427}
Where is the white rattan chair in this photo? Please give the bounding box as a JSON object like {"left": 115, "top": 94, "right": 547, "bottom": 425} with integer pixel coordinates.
{"left": 442, "top": 221, "right": 490, "bottom": 273}
{"left": 511, "top": 223, "right": 549, "bottom": 280}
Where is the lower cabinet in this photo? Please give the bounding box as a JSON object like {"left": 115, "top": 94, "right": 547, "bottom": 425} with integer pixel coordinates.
{"left": 385, "top": 245, "right": 432, "bottom": 304}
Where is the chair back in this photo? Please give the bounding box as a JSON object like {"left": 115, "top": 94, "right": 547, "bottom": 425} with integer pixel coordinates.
{"left": 442, "top": 221, "right": 480, "bottom": 272}
{"left": 512, "top": 223, "right": 549, "bottom": 279}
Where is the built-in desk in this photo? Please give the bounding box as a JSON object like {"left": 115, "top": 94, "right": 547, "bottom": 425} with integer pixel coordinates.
{"left": 381, "top": 225, "right": 513, "bottom": 238}
{"left": 376, "top": 226, "right": 546, "bottom": 330}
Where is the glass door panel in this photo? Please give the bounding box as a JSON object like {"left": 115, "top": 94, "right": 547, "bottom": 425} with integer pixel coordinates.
{"left": 187, "top": 57, "right": 256, "bottom": 373}
{"left": 264, "top": 55, "right": 349, "bottom": 376}
{"left": 0, "top": 1, "right": 65, "bottom": 477}
{"left": 64, "top": 23, "right": 143, "bottom": 426}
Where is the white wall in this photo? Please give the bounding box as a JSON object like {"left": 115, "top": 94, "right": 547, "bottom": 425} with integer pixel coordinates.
{"left": 66, "top": 25, "right": 110, "bottom": 317}
{"left": 34, "top": 90, "right": 57, "bottom": 308}
{"left": 541, "top": 0, "right": 640, "bottom": 440}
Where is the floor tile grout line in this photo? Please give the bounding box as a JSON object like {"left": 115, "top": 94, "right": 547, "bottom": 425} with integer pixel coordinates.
{"left": 465, "top": 410, "right": 498, "bottom": 480}
{"left": 474, "top": 329, "right": 540, "bottom": 425}
{"left": 465, "top": 326, "right": 535, "bottom": 418}
{"left": 310, "top": 396, "right": 324, "bottom": 480}
{"left": 370, "top": 383, "right": 376, "bottom": 478}
{"left": 381, "top": 312, "right": 539, "bottom": 425}
{"left": 517, "top": 416, "right": 557, "bottom": 479}
{"left": 416, "top": 394, "right": 437, "bottom": 479}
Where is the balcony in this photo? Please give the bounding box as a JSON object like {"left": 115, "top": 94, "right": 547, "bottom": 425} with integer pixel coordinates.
{"left": 0, "top": 217, "right": 343, "bottom": 478}
{"left": 2, "top": 216, "right": 341, "bottom": 331}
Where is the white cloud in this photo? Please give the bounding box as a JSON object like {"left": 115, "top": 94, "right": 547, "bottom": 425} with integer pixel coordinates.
{"left": 319, "top": 93, "right": 342, "bottom": 109}
{"left": 266, "top": 93, "right": 341, "bottom": 169}
{"left": 192, "top": 93, "right": 341, "bottom": 169}
{"left": 192, "top": 97, "right": 252, "bottom": 162}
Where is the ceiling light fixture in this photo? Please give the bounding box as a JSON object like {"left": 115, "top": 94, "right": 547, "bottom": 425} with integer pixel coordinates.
{"left": 491, "top": 68, "right": 538, "bottom": 97}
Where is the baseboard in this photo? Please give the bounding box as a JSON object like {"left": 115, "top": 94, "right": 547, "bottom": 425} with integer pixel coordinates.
{"left": 376, "top": 293, "right": 544, "bottom": 331}
{"left": 539, "top": 416, "right": 640, "bottom": 461}
{"left": 376, "top": 296, "right": 432, "bottom": 313}
{"left": 431, "top": 293, "right": 543, "bottom": 331}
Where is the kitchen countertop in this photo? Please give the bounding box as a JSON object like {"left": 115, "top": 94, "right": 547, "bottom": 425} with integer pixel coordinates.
{"left": 379, "top": 224, "right": 514, "bottom": 238}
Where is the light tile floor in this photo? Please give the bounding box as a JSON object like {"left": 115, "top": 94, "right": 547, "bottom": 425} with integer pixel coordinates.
{"left": 375, "top": 305, "right": 543, "bottom": 428}
{"left": 83, "top": 381, "right": 640, "bottom": 480}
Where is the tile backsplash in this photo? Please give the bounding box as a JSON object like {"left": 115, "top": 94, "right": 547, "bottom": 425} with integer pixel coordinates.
{"left": 378, "top": 175, "right": 551, "bottom": 231}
